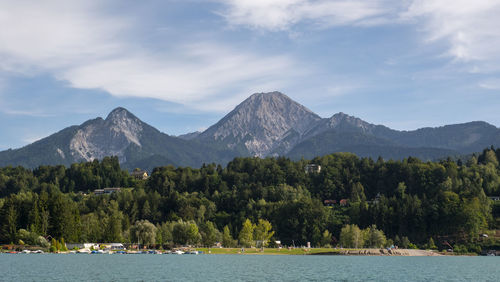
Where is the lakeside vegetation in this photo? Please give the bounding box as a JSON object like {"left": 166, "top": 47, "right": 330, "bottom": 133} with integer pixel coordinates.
{"left": 1, "top": 148, "right": 500, "bottom": 254}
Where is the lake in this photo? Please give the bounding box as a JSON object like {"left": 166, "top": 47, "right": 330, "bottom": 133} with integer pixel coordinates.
{"left": 1, "top": 254, "right": 499, "bottom": 281}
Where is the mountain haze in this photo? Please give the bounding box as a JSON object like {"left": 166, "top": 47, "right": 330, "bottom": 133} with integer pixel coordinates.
{"left": 1, "top": 91, "right": 500, "bottom": 169}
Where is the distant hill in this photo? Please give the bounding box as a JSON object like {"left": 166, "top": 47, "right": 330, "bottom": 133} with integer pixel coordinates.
{"left": 1, "top": 92, "right": 500, "bottom": 169}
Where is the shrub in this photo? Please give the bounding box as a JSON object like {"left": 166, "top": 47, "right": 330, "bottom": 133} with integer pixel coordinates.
{"left": 408, "top": 243, "right": 418, "bottom": 249}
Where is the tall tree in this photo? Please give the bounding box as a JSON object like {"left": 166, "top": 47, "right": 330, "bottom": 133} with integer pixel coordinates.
{"left": 238, "top": 219, "right": 255, "bottom": 247}
{"left": 254, "top": 219, "right": 274, "bottom": 247}
{"left": 222, "top": 225, "right": 236, "bottom": 247}
{"left": 131, "top": 220, "right": 157, "bottom": 247}
{"left": 339, "top": 224, "right": 364, "bottom": 248}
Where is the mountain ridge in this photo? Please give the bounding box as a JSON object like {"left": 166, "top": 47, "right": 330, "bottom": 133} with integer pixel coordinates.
{"left": 1, "top": 91, "right": 500, "bottom": 169}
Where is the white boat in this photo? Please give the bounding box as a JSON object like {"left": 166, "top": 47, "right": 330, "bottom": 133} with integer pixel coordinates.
{"left": 173, "top": 250, "right": 184, "bottom": 255}
{"left": 78, "top": 249, "right": 91, "bottom": 254}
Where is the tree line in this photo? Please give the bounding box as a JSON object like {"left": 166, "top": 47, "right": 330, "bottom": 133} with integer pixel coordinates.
{"left": 1, "top": 148, "right": 500, "bottom": 252}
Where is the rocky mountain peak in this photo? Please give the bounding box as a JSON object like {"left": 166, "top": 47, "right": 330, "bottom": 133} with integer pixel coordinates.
{"left": 199, "top": 91, "right": 321, "bottom": 157}
{"left": 69, "top": 107, "right": 144, "bottom": 163}
{"left": 106, "top": 107, "right": 137, "bottom": 121}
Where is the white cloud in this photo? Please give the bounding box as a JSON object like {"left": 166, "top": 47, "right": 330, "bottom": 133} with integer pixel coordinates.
{"left": 402, "top": 0, "right": 500, "bottom": 67}
{"left": 59, "top": 43, "right": 300, "bottom": 111}
{"left": 217, "top": 0, "right": 396, "bottom": 31}
{"left": 3, "top": 0, "right": 500, "bottom": 116}
{"left": 479, "top": 78, "right": 500, "bottom": 90}
{"left": 0, "top": 0, "right": 306, "bottom": 111}
{"left": 218, "top": 0, "right": 500, "bottom": 73}
{"left": 0, "top": 0, "right": 126, "bottom": 73}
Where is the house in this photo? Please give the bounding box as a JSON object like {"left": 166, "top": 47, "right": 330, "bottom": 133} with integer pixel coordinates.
{"left": 94, "top": 187, "right": 121, "bottom": 195}
{"left": 101, "top": 243, "right": 125, "bottom": 250}
{"left": 132, "top": 169, "right": 149, "bottom": 180}
{"left": 323, "top": 199, "right": 337, "bottom": 207}
{"left": 305, "top": 164, "right": 321, "bottom": 174}
{"left": 339, "top": 199, "right": 348, "bottom": 206}
{"left": 66, "top": 243, "right": 124, "bottom": 250}
{"left": 489, "top": 196, "right": 500, "bottom": 201}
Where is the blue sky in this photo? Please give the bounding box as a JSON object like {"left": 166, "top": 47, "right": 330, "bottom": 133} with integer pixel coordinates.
{"left": 1, "top": 0, "right": 500, "bottom": 150}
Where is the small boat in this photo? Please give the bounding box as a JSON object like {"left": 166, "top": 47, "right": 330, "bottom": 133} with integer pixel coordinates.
{"left": 173, "top": 250, "right": 184, "bottom": 255}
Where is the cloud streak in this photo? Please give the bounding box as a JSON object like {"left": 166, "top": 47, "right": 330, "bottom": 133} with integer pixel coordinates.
{"left": 217, "top": 0, "right": 397, "bottom": 31}
{"left": 0, "top": 0, "right": 305, "bottom": 112}
{"left": 60, "top": 43, "right": 299, "bottom": 111}
{"left": 1, "top": 0, "right": 500, "bottom": 116}
{"left": 402, "top": 0, "right": 500, "bottom": 68}
{"left": 479, "top": 78, "right": 500, "bottom": 90}
{"left": 219, "top": 0, "right": 500, "bottom": 73}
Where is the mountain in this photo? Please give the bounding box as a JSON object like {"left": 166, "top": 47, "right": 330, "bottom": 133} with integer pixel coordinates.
{"left": 0, "top": 107, "right": 235, "bottom": 170}
{"left": 380, "top": 121, "right": 500, "bottom": 153}
{"left": 1, "top": 91, "right": 500, "bottom": 169}
{"left": 286, "top": 130, "right": 459, "bottom": 161}
{"left": 291, "top": 112, "right": 500, "bottom": 161}
{"left": 197, "top": 92, "right": 321, "bottom": 157}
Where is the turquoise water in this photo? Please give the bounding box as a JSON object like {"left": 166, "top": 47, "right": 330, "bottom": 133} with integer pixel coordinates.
{"left": 0, "top": 254, "right": 499, "bottom": 281}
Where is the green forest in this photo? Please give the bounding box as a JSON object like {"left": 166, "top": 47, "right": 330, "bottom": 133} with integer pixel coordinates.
{"left": 1, "top": 148, "right": 500, "bottom": 253}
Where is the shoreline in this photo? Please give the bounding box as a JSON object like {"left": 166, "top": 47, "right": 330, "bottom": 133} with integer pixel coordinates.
{"left": 195, "top": 247, "right": 445, "bottom": 256}
{"left": 1, "top": 247, "right": 447, "bottom": 256}
{"left": 312, "top": 249, "right": 442, "bottom": 256}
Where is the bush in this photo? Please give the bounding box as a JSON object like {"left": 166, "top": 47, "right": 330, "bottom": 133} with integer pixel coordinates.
{"left": 408, "top": 243, "right": 418, "bottom": 249}
{"left": 35, "top": 236, "right": 49, "bottom": 248}
{"left": 426, "top": 238, "right": 437, "bottom": 250}
{"left": 453, "top": 244, "right": 468, "bottom": 254}
{"left": 18, "top": 229, "right": 38, "bottom": 245}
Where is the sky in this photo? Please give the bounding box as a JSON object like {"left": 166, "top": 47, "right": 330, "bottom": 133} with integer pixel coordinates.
{"left": 1, "top": 0, "right": 500, "bottom": 150}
